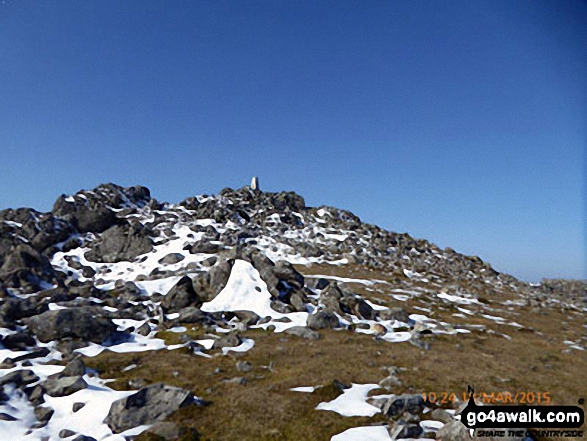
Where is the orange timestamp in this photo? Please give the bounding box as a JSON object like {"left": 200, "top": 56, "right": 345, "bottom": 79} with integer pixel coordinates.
{"left": 422, "top": 391, "right": 552, "bottom": 405}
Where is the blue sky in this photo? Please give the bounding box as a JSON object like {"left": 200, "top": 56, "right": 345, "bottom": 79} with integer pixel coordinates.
{"left": 1, "top": 0, "right": 585, "bottom": 281}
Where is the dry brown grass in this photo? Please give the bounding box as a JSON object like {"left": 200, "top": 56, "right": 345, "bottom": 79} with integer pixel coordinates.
{"left": 80, "top": 263, "right": 586, "bottom": 440}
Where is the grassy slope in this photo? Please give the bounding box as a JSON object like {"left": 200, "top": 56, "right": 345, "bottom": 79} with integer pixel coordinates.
{"left": 83, "top": 264, "right": 586, "bottom": 441}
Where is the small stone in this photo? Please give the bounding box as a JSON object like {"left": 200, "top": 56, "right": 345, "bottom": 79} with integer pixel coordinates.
{"left": 34, "top": 406, "right": 54, "bottom": 426}
{"left": 59, "top": 429, "right": 77, "bottom": 438}
{"left": 0, "top": 412, "right": 18, "bottom": 421}
{"left": 73, "top": 402, "right": 86, "bottom": 412}
{"left": 236, "top": 361, "right": 252, "bottom": 373}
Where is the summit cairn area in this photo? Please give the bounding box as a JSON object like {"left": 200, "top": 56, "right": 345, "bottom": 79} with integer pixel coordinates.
{"left": 0, "top": 182, "right": 585, "bottom": 440}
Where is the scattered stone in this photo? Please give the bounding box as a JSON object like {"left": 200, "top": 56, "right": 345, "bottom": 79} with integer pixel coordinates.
{"left": 25, "top": 308, "right": 116, "bottom": 343}
{"left": 430, "top": 408, "right": 454, "bottom": 423}
{"left": 284, "top": 326, "right": 321, "bottom": 340}
{"left": 84, "top": 222, "right": 153, "bottom": 263}
{"left": 213, "top": 332, "right": 242, "bottom": 349}
{"left": 436, "top": 420, "right": 471, "bottom": 440}
{"left": 0, "top": 369, "right": 39, "bottom": 388}
{"left": 158, "top": 253, "right": 185, "bottom": 265}
{"left": 3, "top": 347, "right": 50, "bottom": 364}
{"left": 236, "top": 361, "right": 252, "bottom": 373}
{"left": 73, "top": 402, "right": 86, "bottom": 412}
{"left": 59, "top": 429, "right": 77, "bottom": 438}
{"left": 161, "top": 276, "right": 203, "bottom": 312}
{"left": 62, "top": 358, "right": 86, "bottom": 377}
{"left": 1, "top": 331, "right": 36, "bottom": 350}
{"left": 43, "top": 376, "right": 88, "bottom": 397}
{"left": 104, "top": 383, "right": 195, "bottom": 433}
{"left": 0, "top": 412, "right": 18, "bottom": 421}
{"left": 71, "top": 436, "right": 97, "bottom": 441}
{"left": 384, "top": 394, "right": 426, "bottom": 418}
{"left": 307, "top": 310, "right": 339, "bottom": 330}
{"left": 34, "top": 406, "right": 54, "bottom": 426}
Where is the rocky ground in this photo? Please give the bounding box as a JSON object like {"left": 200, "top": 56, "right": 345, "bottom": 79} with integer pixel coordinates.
{"left": 0, "top": 183, "right": 585, "bottom": 440}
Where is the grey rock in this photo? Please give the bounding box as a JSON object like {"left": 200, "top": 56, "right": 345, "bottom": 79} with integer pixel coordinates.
{"left": 158, "top": 253, "right": 185, "bottom": 265}
{"left": 43, "top": 375, "right": 88, "bottom": 397}
{"left": 59, "top": 429, "right": 77, "bottom": 438}
{"left": 270, "top": 299, "right": 294, "bottom": 314}
{"left": 378, "top": 307, "right": 411, "bottom": 323}
{"left": 1, "top": 331, "right": 36, "bottom": 350}
{"left": 0, "top": 244, "right": 63, "bottom": 293}
{"left": 232, "top": 310, "right": 260, "bottom": 326}
{"left": 136, "top": 322, "right": 152, "bottom": 336}
{"left": 212, "top": 332, "right": 242, "bottom": 349}
{"left": 26, "top": 384, "right": 46, "bottom": 406}
{"left": 0, "top": 369, "right": 39, "bottom": 388}
{"left": 192, "top": 260, "right": 233, "bottom": 301}
{"left": 395, "top": 423, "right": 423, "bottom": 439}
{"left": 307, "top": 311, "right": 339, "bottom": 330}
{"left": 189, "top": 241, "right": 224, "bottom": 254}
{"left": 284, "top": 326, "right": 321, "bottom": 340}
{"left": 236, "top": 361, "right": 252, "bottom": 373}
{"left": 0, "top": 297, "right": 49, "bottom": 323}
{"left": 385, "top": 394, "right": 426, "bottom": 418}
{"left": 103, "top": 383, "right": 194, "bottom": 433}
{"left": 430, "top": 408, "right": 455, "bottom": 424}
{"left": 84, "top": 223, "right": 153, "bottom": 263}
{"left": 0, "top": 412, "right": 18, "bottom": 421}
{"left": 62, "top": 358, "right": 85, "bottom": 377}
{"left": 24, "top": 308, "right": 116, "bottom": 343}
{"left": 161, "top": 276, "right": 203, "bottom": 312}
{"left": 34, "top": 406, "right": 54, "bottom": 426}
{"left": 4, "top": 347, "right": 50, "bottom": 364}
{"left": 436, "top": 420, "right": 471, "bottom": 440}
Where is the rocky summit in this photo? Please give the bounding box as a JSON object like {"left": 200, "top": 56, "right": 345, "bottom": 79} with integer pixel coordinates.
{"left": 0, "top": 183, "right": 585, "bottom": 440}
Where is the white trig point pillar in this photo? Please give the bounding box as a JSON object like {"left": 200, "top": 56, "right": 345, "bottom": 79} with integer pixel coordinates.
{"left": 251, "top": 176, "right": 260, "bottom": 191}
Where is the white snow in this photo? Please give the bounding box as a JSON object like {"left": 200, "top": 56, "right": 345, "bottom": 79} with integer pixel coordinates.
{"left": 331, "top": 425, "right": 391, "bottom": 441}
{"left": 221, "top": 338, "right": 255, "bottom": 355}
{"left": 290, "top": 386, "right": 316, "bottom": 393}
{"left": 3, "top": 220, "right": 23, "bottom": 228}
{"left": 365, "top": 300, "right": 389, "bottom": 311}
{"left": 0, "top": 385, "right": 37, "bottom": 438}
{"left": 316, "top": 383, "right": 381, "bottom": 417}
{"left": 75, "top": 334, "right": 169, "bottom": 357}
{"left": 37, "top": 375, "right": 139, "bottom": 440}
{"left": 194, "top": 339, "right": 215, "bottom": 350}
{"left": 437, "top": 292, "right": 480, "bottom": 305}
{"left": 419, "top": 420, "right": 445, "bottom": 432}
{"left": 202, "top": 260, "right": 309, "bottom": 332}
{"left": 306, "top": 274, "right": 389, "bottom": 287}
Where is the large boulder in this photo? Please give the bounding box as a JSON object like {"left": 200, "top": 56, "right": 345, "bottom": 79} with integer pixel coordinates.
{"left": 24, "top": 308, "right": 116, "bottom": 343}
{"left": 84, "top": 223, "right": 153, "bottom": 263}
{"left": 192, "top": 260, "right": 233, "bottom": 301}
{"left": 52, "top": 184, "right": 153, "bottom": 234}
{"left": 42, "top": 375, "right": 88, "bottom": 397}
{"left": 0, "top": 297, "right": 48, "bottom": 323}
{"left": 52, "top": 197, "right": 118, "bottom": 234}
{"left": 0, "top": 208, "right": 75, "bottom": 253}
{"left": 103, "top": 383, "right": 194, "bottom": 433}
{"left": 0, "top": 243, "right": 63, "bottom": 293}
{"left": 307, "top": 311, "right": 339, "bottom": 330}
{"left": 161, "top": 276, "right": 203, "bottom": 312}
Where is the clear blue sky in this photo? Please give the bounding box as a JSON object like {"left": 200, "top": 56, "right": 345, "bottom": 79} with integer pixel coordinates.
{"left": 1, "top": 0, "right": 585, "bottom": 282}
